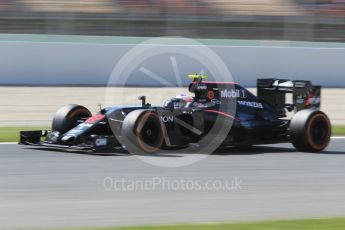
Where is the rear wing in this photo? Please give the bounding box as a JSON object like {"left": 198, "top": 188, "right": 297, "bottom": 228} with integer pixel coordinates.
{"left": 257, "top": 78, "right": 321, "bottom": 115}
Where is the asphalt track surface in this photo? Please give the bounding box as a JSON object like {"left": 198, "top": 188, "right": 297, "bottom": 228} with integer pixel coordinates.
{"left": 0, "top": 140, "right": 345, "bottom": 229}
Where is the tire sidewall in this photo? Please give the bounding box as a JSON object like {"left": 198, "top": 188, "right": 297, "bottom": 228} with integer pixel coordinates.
{"left": 290, "top": 109, "right": 331, "bottom": 152}
{"left": 305, "top": 112, "right": 331, "bottom": 151}
{"left": 52, "top": 104, "right": 92, "bottom": 134}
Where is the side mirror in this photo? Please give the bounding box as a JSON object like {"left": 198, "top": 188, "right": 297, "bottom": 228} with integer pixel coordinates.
{"left": 138, "top": 96, "right": 146, "bottom": 106}
{"left": 138, "top": 96, "right": 151, "bottom": 107}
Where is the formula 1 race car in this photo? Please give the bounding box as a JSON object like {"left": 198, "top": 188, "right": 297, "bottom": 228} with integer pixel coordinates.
{"left": 19, "top": 75, "right": 331, "bottom": 153}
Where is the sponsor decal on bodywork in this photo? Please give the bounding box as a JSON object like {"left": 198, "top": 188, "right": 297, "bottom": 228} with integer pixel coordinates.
{"left": 306, "top": 94, "right": 321, "bottom": 106}
{"left": 160, "top": 116, "right": 174, "bottom": 123}
{"left": 220, "top": 89, "right": 246, "bottom": 98}
{"left": 211, "top": 99, "right": 221, "bottom": 104}
{"left": 296, "top": 97, "right": 305, "bottom": 104}
{"left": 193, "top": 102, "right": 208, "bottom": 108}
{"left": 309, "top": 96, "right": 321, "bottom": 105}
{"left": 197, "top": 84, "right": 207, "bottom": 90}
{"left": 237, "top": 100, "right": 263, "bottom": 109}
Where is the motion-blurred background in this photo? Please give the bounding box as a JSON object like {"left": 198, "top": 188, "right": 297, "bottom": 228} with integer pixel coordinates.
{"left": 0, "top": 1, "right": 345, "bottom": 126}
{"left": 0, "top": 0, "right": 345, "bottom": 41}
{"left": 1, "top": 3, "right": 345, "bottom": 229}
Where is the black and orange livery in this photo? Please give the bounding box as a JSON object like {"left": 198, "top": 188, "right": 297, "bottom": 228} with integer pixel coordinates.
{"left": 19, "top": 76, "right": 331, "bottom": 153}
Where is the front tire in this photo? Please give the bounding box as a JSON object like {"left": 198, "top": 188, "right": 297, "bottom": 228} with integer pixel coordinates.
{"left": 52, "top": 104, "right": 92, "bottom": 134}
{"left": 290, "top": 109, "right": 331, "bottom": 152}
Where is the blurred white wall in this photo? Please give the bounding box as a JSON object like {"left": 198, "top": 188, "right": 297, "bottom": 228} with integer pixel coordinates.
{"left": 0, "top": 41, "right": 344, "bottom": 87}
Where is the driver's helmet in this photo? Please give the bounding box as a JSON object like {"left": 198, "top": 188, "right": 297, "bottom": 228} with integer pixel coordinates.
{"left": 163, "top": 93, "right": 193, "bottom": 109}
{"left": 174, "top": 93, "right": 193, "bottom": 102}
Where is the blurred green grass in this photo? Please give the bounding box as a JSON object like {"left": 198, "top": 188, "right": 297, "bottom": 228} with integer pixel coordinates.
{"left": 1, "top": 126, "right": 345, "bottom": 142}
{"left": 63, "top": 218, "right": 345, "bottom": 230}
{"left": 332, "top": 125, "right": 345, "bottom": 136}
{"left": 0, "top": 127, "right": 48, "bottom": 142}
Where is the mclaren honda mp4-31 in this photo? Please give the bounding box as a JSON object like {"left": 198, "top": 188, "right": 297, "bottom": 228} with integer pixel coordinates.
{"left": 20, "top": 75, "right": 331, "bottom": 153}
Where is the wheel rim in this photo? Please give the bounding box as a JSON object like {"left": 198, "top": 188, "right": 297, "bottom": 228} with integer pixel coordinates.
{"left": 311, "top": 119, "right": 327, "bottom": 144}
{"left": 135, "top": 113, "right": 164, "bottom": 153}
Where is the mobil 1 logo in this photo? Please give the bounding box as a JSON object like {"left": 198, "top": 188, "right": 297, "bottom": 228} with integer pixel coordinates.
{"left": 220, "top": 89, "right": 246, "bottom": 98}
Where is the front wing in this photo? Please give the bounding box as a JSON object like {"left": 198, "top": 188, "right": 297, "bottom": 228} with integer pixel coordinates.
{"left": 19, "top": 130, "right": 121, "bottom": 152}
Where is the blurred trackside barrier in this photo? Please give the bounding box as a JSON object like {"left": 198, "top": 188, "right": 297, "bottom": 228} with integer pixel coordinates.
{"left": 0, "top": 35, "right": 344, "bottom": 87}
{"left": 1, "top": 0, "right": 345, "bottom": 42}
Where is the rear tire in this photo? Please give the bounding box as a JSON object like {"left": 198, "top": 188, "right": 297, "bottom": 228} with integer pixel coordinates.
{"left": 121, "top": 110, "right": 164, "bottom": 154}
{"left": 52, "top": 104, "right": 92, "bottom": 134}
{"left": 290, "top": 109, "right": 331, "bottom": 152}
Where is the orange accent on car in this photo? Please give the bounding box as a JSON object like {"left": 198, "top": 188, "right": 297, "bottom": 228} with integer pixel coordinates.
{"left": 85, "top": 114, "right": 106, "bottom": 124}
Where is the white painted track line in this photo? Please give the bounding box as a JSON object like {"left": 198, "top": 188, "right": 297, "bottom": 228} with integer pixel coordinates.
{"left": 331, "top": 136, "right": 345, "bottom": 139}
